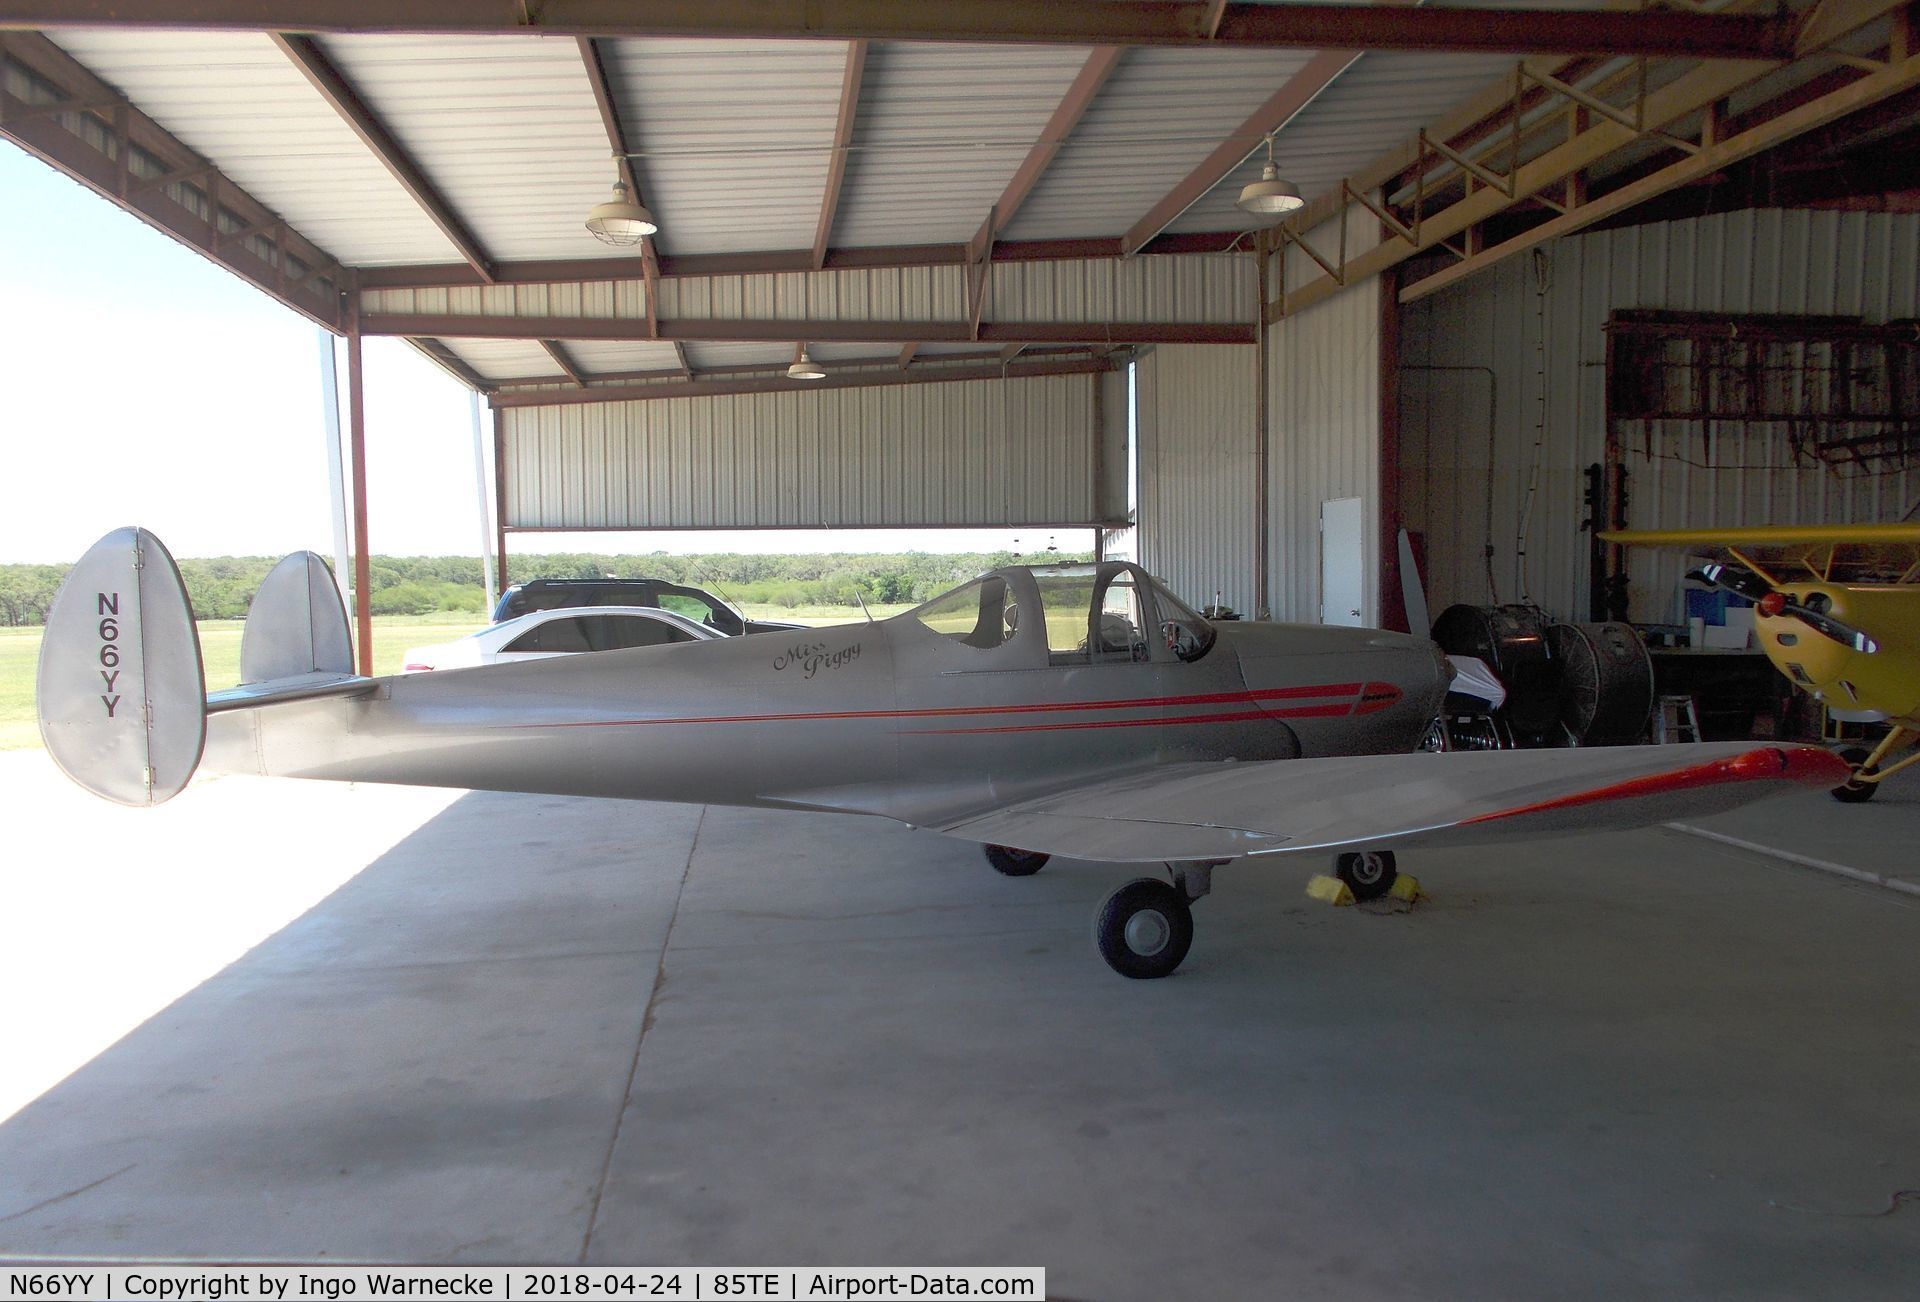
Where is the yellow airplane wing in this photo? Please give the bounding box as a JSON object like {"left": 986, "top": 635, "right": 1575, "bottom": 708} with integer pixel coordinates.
{"left": 1600, "top": 523, "right": 1920, "bottom": 586}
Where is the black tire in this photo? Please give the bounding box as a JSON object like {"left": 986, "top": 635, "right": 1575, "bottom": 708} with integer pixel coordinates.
{"left": 1335, "top": 849, "right": 1399, "bottom": 901}
{"left": 984, "top": 844, "right": 1051, "bottom": 876}
{"left": 1831, "top": 746, "right": 1879, "bottom": 803}
{"left": 1093, "top": 878, "right": 1194, "bottom": 979}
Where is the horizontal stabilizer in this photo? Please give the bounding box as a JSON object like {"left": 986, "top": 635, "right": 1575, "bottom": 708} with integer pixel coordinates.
{"left": 207, "top": 671, "right": 374, "bottom": 713}
{"left": 37, "top": 526, "right": 206, "bottom": 807}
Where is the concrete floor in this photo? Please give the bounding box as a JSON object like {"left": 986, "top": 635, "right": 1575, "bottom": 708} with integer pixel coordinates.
{"left": 1, "top": 752, "right": 1917, "bottom": 1299}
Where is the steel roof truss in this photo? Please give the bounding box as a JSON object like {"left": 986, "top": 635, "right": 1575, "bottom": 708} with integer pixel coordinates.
{"left": 0, "top": 31, "right": 342, "bottom": 328}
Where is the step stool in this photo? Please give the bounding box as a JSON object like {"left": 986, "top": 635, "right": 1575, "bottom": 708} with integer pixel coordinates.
{"left": 1656, "top": 694, "right": 1702, "bottom": 744}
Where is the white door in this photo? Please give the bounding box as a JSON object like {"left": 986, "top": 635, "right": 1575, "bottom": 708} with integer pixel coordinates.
{"left": 1319, "top": 496, "right": 1365, "bottom": 626}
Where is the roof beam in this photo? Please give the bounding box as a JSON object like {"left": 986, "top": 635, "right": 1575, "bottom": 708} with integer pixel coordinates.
{"left": 577, "top": 35, "right": 663, "bottom": 336}
{"left": 353, "top": 231, "right": 1244, "bottom": 290}
{"left": 0, "top": 31, "right": 343, "bottom": 328}
{"left": 538, "top": 339, "right": 587, "bottom": 385}
{"left": 485, "top": 345, "right": 1093, "bottom": 388}
{"left": 272, "top": 33, "right": 496, "bottom": 283}
{"left": 969, "top": 44, "right": 1123, "bottom": 253}
{"left": 0, "top": 3, "right": 1796, "bottom": 59}
{"left": 363, "top": 314, "right": 1255, "bottom": 346}
{"left": 1122, "top": 46, "right": 1358, "bottom": 255}
{"left": 488, "top": 355, "right": 1120, "bottom": 409}
{"left": 411, "top": 338, "right": 491, "bottom": 390}
{"left": 813, "top": 39, "right": 868, "bottom": 269}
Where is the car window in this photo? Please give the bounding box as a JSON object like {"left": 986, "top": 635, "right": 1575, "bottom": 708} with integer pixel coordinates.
{"left": 503, "top": 618, "right": 592, "bottom": 654}
{"left": 583, "top": 615, "right": 690, "bottom": 651}
{"left": 658, "top": 592, "right": 715, "bottom": 622}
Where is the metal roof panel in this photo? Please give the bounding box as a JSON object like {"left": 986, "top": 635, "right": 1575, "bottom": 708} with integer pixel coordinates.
{"left": 599, "top": 38, "right": 848, "bottom": 257}
{"left": 833, "top": 42, "right": 1095, "bottom": 249}
{"left": 46, "top": 29, "right": 463, "bottom": 266}
{"left": 1003, "top": 46, "right": 1318, "bottom": 242}
{"left": 316, "top": 34, "right": 618, "bottom": 265}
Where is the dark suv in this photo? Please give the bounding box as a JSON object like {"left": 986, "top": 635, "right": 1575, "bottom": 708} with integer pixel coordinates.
{"left": 491, "top": 578, "right": 801, "bottom": 637}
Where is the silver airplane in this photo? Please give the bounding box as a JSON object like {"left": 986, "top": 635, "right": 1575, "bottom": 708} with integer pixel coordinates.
{"left": 39, "top": 528, "right": 1845, "bottom": 978}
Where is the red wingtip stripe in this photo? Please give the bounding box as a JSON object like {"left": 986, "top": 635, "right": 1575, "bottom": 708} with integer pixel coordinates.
{"left": 1460, "top": 745, "right": 1851, "bottom": 827}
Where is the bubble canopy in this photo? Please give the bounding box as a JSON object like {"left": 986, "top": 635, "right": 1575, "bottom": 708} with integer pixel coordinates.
{"left": 908, "top": 562, "right": 1216, "bottom": 664}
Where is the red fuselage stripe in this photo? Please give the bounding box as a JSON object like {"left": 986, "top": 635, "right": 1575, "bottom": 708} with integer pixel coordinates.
{"left": 502, "top": 681, "right": 1402, "bottom": 730}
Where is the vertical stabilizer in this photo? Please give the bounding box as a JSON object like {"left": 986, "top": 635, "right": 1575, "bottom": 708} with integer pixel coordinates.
{"left": 36, "top": 527, "right": 206, "bottom": 806}
{"left": 241, "top": 551, "right": 353, "bottom": 683}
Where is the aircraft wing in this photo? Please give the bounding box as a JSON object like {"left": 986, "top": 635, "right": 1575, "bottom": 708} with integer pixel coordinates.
{"left": 1601, "top": 524, "right": 1920, "bottom": 585}
{"left": 935, "top": 743, "right": 1846, "bottom": 864}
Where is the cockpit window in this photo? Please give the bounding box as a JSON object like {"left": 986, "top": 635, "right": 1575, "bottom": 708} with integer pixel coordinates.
{"left": 1150, "top": 577, "right": 1217, "bottom": 662}
{"left": 1035, "top": 570, "right": 1098, "bottom": 663}
{"left": 1032, "top": 566, "right": 1154, "bottom": 665}
{"left": 910, "top": 576, "right": 1017, "bottom": 649}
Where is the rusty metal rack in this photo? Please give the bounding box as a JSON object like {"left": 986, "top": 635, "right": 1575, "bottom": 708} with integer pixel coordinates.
{"left": 1605, "top": 309, "right": 1920, "bottom": 471}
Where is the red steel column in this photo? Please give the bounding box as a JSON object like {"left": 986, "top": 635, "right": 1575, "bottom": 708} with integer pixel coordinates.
{"left": 346, "top": 290, "right": 374, "bottom": 676}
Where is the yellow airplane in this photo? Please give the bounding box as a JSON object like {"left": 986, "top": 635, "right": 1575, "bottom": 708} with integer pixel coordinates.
{"left": 1600, "top": 523, "right": 1920, "bottom": 803}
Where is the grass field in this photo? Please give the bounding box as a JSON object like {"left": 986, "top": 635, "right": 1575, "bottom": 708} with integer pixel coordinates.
{"left": 0, "top": 604, "right": 907, "bottom": 751}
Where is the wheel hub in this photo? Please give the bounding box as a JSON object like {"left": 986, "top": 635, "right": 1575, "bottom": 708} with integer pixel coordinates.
{"left": 1351, "top": 853, "right": 1384, "bottom": 886}
{"left": 1124, "top": 909, "right": 1171, "bottom": 956}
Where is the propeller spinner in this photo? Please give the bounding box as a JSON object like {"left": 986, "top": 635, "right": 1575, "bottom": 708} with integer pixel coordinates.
{"left": 1688, "top": 564, "right": 1879, "bottom": 654}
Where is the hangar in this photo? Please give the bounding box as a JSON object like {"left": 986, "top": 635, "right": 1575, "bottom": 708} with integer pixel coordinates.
{"left": 3, "top": 2, "right": 1919, "bottom": 1296}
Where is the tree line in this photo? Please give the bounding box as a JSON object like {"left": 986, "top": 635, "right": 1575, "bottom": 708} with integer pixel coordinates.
{"left": 0, "top": 547, "right": 1092, "bottom": 626}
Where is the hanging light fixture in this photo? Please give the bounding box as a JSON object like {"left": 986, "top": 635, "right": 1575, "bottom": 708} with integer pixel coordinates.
{"left": 1236, "top": 134, "right": 1303, "bottom": 219}
{"left": 585, "top": 177, "right": 657, "bottom": 246}
{"left": 787, "top": 349, "right": 827, "bottom": 381}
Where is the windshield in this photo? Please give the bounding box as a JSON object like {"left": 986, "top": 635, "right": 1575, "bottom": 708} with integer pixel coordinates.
{"left": 1147, "top": 575, "right": 1216, "bottom": 662}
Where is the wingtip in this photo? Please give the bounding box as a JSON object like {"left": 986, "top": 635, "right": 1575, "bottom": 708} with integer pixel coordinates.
{"left": 1736, "top": 744, "right": 1851, "bottom": 787}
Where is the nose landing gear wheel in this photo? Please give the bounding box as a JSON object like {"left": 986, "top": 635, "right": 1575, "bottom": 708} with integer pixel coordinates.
{"left": 1093, "top": 878, "right": 1194, "bottom": 979}
{"left": 984, "top": 844, "right": 1051, "bottom": 876}
{"left": 1335, "top": 850, "right": 1398, "bottom": 901}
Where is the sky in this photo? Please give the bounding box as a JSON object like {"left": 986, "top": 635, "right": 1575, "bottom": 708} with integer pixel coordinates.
{"left": 0, "top": 147, "right": 1091, "bottom": 565}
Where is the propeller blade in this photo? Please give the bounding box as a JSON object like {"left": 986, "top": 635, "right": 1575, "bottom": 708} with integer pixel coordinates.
{"left": 1783, "top": 604, "right": 1879, "bottom": 654}
{"left": 1687, "top": 562, "right": 1772, "bottom": 602}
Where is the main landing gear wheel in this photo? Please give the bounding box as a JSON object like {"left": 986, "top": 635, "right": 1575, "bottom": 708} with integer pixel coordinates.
{"left": 1335, "top": 850, "right": 1398, "bottom": 901}
{"left": 984, "top": 844, "right": 1051, "bottom": 876}
{"left": 1093, "top": 878, "right": 1194, "bottom": 979}
{"left": 1831, "top": 747, "right": 1879, "bottom": 803}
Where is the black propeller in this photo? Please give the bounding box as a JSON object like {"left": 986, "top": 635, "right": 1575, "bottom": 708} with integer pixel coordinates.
{"left": 1687, "top": 562, "right": 1771, "bottom": 602}
{"left": 1688, "top": 564, "right": 1879, "bottom": 654}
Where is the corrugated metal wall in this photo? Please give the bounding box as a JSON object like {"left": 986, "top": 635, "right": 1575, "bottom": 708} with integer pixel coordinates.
{"left": 1131, "top": 217, "right": 1384, "bottom": 623}
{"left": 501, "top": 372, "right": 1114, "bottom": 530}
{"left": 1135, "top": 344, "right": 1259, "bottom": 612}
{"left": 1399, "top": 209, "right": 1920, "bottom": 625}
{"left": 1267, "top": 217, "right": 1383, "bottom": 624}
